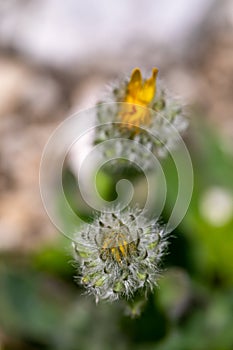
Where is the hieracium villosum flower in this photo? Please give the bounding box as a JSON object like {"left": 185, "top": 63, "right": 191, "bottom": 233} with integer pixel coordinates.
{"left": 94, "top": 67, "right": 188, "bottom": 166}
{"left": 120, "top": 67, "right": 159, "bottom": 131}
{"left": 72, "top": 208, "right": 168, "bottom": 302}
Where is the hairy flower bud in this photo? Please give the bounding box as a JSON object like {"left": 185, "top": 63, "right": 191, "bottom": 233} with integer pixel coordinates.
{"left": 94, "top": 68, "right": 188, "bottom": 167}
{"left": 72, "top": 208, "right": 168, "bottom": 302}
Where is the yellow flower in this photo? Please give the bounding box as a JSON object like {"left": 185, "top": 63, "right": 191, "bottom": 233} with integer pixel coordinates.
{"left": 94, "top": 66, "right": 187, "bottom": 168}
{"left": 125, "top": 67, "right": 158, "bottom": 106}
{"left": 119, "top": 67, "right": 159, "bottom": 130}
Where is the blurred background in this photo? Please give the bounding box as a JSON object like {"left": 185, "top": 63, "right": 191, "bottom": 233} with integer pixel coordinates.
{"left": 0, "top": 0, "right": 233, "bottom": 349}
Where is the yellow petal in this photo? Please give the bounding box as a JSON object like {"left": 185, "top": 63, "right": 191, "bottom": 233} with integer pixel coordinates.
{"left": 125, "top": 68, "right": 142, "bottom": 103}
{"left": 125, "top": 67, "right": 158, "bottom": 106}
{"left": 138, "top": 67, "right": 158, "bottom": 105}
{"left": 120, "top": 67, "right": 159, "bottom": 131}
{"left": 120, "top": 105, "right": 151, "bottom": 130}
{"left": 129, "top": 67, "right": 142, "bottom": 85}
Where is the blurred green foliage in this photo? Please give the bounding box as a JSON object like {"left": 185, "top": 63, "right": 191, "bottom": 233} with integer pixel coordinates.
{"left": 0, "top": 117, "right": 233, "bottom": 350}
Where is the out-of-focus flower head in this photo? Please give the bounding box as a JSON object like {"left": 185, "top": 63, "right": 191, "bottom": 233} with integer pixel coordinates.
{"left": 94, "top": 68, "right": 188, "bottom": 168}
{"left": 72, "top": 207, "right": 168, "bottom": 302}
